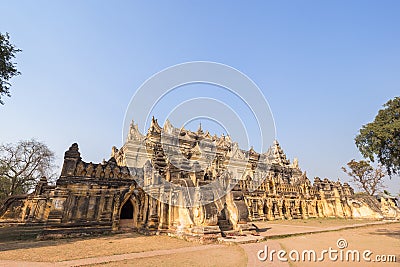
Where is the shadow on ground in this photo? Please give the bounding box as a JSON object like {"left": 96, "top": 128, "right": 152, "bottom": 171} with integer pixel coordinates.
{"left": 0, "top": 226, "right": 143, "bottom": 252}
{"left": 369, "top": 227, "right": 400, "bottom": 240}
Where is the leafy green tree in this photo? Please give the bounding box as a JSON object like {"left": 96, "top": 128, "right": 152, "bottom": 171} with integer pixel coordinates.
{"left": 0, "top": 32, "right": 21, "bottom": 105}
{"left": 342, "top": 159, "right": 386, "bottom": 196}
{"left": 0, "top": 140, "right": 56, "bottom": 204}
{"left": 355, "top": 97, "right": 400, "bottom": 176}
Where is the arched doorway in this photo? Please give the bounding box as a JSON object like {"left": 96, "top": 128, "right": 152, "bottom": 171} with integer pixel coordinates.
{"left": 119, "top": 199, "right": 137, "bottom": 230}
{"left": 120, "top": 200, "right": 134, "bottom": 219}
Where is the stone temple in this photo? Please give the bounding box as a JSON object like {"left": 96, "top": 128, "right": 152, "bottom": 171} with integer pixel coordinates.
{"left": 1, "top": 117, "right": 399, "bottom": 240}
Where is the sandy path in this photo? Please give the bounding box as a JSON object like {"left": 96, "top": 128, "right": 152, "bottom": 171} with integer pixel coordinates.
{"left": 277, "top": 223, "right": 400, "bottom": 267}
{"left": 241, "top": 240, "right": 290, "bottom": 267}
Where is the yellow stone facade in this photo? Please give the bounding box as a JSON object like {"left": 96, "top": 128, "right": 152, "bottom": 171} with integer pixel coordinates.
{"left": 0, "top": 118, "right": 399, "bottom": 239}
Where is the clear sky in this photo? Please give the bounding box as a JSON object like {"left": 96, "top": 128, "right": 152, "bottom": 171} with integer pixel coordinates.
{"left": 0, "top": 1, "right": 399, "bottom": 193}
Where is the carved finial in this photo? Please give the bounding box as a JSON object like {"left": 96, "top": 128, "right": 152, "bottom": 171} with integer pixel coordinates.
{"left": 64, "top": 143, "right": 81, "bottom": 159}
{"left": 249, "top": 146, "right": 256, "bottom": 154}
{"left": 292, "top": 157, "right": 299, "bottom": 168}
{"left": 148, "top": 116, "right": 161, "bottom": 134}
{"left": 128, "top": 120, "right": 143, "bottom": 141}
{"left": 61, "top": 143, "right": 81, "bottom": 176}
{"left": 111, "top": 146, "right": 118, "bottom": 157}
{"left": 70, "top": 143, "right": 79, "bottom": 151}
{"left": 163, "top": 119, "right": 174, "bottom": 134}
{"left": 269, "top": 140, "right": 290, "bottom": 166}
{"left": 197, "top": 122, "right": 204, "bottom": 134}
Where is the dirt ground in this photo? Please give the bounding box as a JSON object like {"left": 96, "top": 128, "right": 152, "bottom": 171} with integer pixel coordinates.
{"left": 0, "top": 219, "right": 398, "bottom": 266}
{"left": 92, "top": 245, "right": 247, "bottom": 267}
{"left": 277, "top": 223, "right": 400, "bottom": 266}
{"left": 0, "top": 233, "right": 198, "bottom": 262}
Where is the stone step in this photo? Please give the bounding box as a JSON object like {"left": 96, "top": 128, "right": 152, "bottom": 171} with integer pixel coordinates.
{"left": 218, "top": 220, "right": 233, "bottom": 231}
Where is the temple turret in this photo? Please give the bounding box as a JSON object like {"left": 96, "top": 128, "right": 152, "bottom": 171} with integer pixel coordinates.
{"left": 269, "top": 140, "right": 290, "bottom": 166}
{"left": 148, "top": 116, "right": 162, "bottom": 134}
{"left": 163, "top": 119, "right": 174, "bottom": 134}
{"left": 197, "top": 122, "right": 204, "bottom": 135}
{"left": 127, "top": 120, "right": 144, "bottom": 142}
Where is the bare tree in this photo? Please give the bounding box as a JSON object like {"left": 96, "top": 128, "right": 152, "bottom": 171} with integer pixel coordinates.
{"left": 0, "top": 139, "right": 56, "bottom": 203}
{"left": 342, "top": 159, "right": 386, "bottom": 196}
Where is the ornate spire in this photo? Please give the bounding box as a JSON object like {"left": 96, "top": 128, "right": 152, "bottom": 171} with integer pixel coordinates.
{"left": 292, "top": 157, "right": 299, "bottom": 168}
{"left": 270, "top": 140, "right": 290, "bottom": 166}
{"left": 163, "top": 119, "right": 174, "bottom": 134}
{"left": 128, "top": 119, "right": 144, "bottom": 141}
{"left": 148, "top": 116, "right": 161, "bottom": 134}
{"left": 64, "top": 143, "right": 81, "bottom": 159}
{"left": 197, "top": 122, "right": 204, "bottom": 134}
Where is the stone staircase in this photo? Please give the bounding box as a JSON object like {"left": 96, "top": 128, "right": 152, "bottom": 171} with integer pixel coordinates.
{"left": 217, "top": 219, "right": 233, "bottom": 236}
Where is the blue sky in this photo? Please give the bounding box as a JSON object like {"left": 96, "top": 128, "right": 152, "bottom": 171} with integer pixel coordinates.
{"left": 0, "top": 1, "right": 399, "bottom": 193}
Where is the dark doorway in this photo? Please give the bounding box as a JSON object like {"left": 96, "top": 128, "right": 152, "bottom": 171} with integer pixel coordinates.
{"left": 263, "top": 203, "right": 268, "bottom": 215}
{"left": 120, "top": 200, "right": 134, "bottom": 219}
